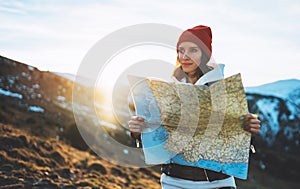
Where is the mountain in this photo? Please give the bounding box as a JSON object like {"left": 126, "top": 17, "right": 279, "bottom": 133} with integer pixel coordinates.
{"left": 1, "top": 55, "right": 300, "bottom": 188}
{"left": 246, "top": 80, "right": 300, "bottom": 148}
{"left": 244, "top": 80, "right": 300, "bottom": 187}
{"left": 0, "top": 55, "right": 160, "bottom": 188}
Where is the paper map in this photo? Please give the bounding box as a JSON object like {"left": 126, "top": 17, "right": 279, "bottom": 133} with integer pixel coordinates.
{"left": 129, "top": 73, "right": 251, "bottom": 179}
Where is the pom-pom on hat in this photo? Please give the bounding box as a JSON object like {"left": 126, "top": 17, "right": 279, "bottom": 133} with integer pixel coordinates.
{"left": 176, "top": 25, "right": 212, "bottom": 59}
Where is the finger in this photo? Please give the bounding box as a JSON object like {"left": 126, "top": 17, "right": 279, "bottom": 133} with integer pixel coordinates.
{"left": 129, "top": 120, "right": 147, "bottom": 128}
{"left": 128, "top": 122, "right": 147, "bottom": 132}
{"left": 128, "top": 119, "right": 137, "bottom": 125}
{"left": 128, "top": 123, "right": 142, "bottom": 130}
{"left": 250, "top": 124, "right": 261, "bottom": 129}
{"left": 243, "top": 120, "right": 260, "bottom": 128}
{"left": 137, "top": 117, "right": 145, "bottom": 121}
{"left": 248, "top": 118, "right": 261, "bottom": 127}
{"left": 249, "top": 113, "right": 258, "bottom": 119}
{"left": 129, "top": 127, "right": 142, "bottom": 133}
{"left": 128, "top": 119, "right": 142, "bottom": 125}
{"left": 242, "top": 113, "right": 258, "bottom": 120}
{"left": 247, "top": 120, "right": 261, "bottom": 128}
{"left": 131, "top": 116, "right": 145, "bottom": 122}
{"left": 131, "top": 115, "right": 139, "bottom": 120}
{"left": 249, "top": 127, "right": 260, "bottom": 135}
{"left": 128, "top": 124, "right": 141, "bottom": 130}
{"left": 245, "top": 122, "right": 261, "bottom": 128}
{"left": 243, "top": 122, "right": 261, "bottom": 135}
{"left": 242, "top": 115, "right": 260, "bottom": 129}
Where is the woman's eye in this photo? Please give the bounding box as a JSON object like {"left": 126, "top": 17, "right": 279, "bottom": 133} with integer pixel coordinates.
{"left": 178, "top": 49, "right": 185, "bottom": 54}
{"left": 190, "top": 48, "right": 198, "bottom": 53}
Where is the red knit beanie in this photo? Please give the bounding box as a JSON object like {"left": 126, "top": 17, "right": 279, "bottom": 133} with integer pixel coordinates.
{"left": 176, "top": 25, "right": 212, "bottom": 59}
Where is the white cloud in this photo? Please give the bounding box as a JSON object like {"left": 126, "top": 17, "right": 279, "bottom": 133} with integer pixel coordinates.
{"left": 0, "top": 0, "right": 299, "bottom": 86}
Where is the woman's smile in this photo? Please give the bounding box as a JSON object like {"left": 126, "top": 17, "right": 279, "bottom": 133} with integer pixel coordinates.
{"left": 181, "top": 62, "right": 194, "bottom": 68}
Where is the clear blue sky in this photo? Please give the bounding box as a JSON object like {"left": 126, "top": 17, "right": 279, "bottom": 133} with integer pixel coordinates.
{"left": 1, "top": 0, "right": 299, "bottom": 87}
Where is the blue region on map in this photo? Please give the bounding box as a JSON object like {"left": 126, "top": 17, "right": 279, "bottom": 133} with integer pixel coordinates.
{"left": 142, "top": 126, "right": 248, "bottom": 179}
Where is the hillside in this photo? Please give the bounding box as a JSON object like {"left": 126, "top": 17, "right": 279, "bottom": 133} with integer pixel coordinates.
{"left": 0, "top": 55, "right": 160, "bottom": 188}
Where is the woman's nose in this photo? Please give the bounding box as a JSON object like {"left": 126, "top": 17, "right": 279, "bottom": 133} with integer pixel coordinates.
{"left": 183, "top": 52, "right": 190, "bottom": 59}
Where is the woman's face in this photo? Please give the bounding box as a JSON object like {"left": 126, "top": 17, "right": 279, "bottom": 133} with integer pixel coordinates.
{"left": 178, "top": 41, "right": 202, "bottom": 75}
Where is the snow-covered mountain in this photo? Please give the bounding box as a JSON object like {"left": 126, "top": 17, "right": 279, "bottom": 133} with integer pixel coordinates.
{"left": 246, "top": 80, "right": 300, "bottom": 150}
{"left": 245, "top": 80, "right": 300, "bottom": 183}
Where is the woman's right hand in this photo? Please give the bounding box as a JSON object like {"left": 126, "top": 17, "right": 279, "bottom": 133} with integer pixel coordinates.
{"left": 128, "top": 116, "right": 147, "bottom": 135}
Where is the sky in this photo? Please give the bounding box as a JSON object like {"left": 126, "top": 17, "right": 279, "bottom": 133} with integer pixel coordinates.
{"left": 0, "top": 0, "right": 300, "bottom": 87}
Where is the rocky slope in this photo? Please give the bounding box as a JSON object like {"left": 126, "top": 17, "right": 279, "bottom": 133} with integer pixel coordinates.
{"left": 0, "top": 123, "right": 160, "bottom": 188}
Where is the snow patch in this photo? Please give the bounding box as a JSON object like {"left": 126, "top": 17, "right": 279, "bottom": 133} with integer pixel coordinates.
{"left": 57, "top": 96, "right": 66, "bottom": 101}
{"left": 256, "top": 98, "right": 280, "bottom": 143}
{"left": 123, "top": 149, "right": 129, "bottom": 155}
{"left": 8, "top": 78, "right": 14, "bottom": 84}
{"left": 259, "top": 161, "right": 266, "bottom": 170}
{"left": 28, "top": 65, "right": 34, "bottom": 71}
{"left": 0, "top": 88, "right": 23, "bottom": 99}
{"left": 284, "top": 127, "right": 294, "bottom": 140}
{"left": 21, "top": 72, "right": 28, "bottom": 77}
{"left": 28, "top": 106, "right": 45, "bottom": 113}
{"left": 32, "top": 84, "right": 40, "bottom": 89}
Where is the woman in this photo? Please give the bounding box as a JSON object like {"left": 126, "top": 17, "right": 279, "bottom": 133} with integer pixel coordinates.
{"left": 129, "top": 25, "right": 261, "bottom": 189}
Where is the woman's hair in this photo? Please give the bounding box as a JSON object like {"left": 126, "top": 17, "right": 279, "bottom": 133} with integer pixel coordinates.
{"left": 172, "top": 49, "right": 211, "bottom": 82}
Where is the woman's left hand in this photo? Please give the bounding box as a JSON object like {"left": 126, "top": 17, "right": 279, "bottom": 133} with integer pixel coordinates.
{"left": 242, "top": 113, "right": 261, "bottom": 135}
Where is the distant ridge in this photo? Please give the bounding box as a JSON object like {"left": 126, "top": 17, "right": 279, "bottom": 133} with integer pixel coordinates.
{"left": 53, "top": 72, "right": 95, "bottom": 87}
{"left": 245, "top": 79, "right": 300, "bottom": 99}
